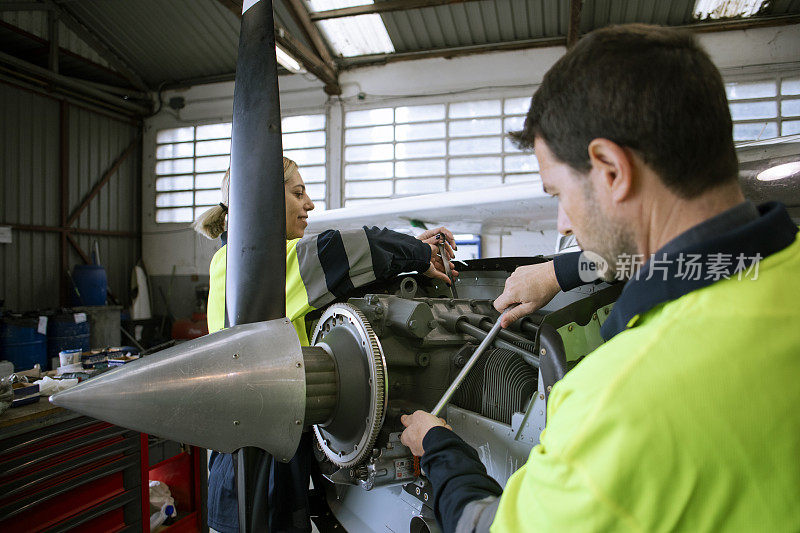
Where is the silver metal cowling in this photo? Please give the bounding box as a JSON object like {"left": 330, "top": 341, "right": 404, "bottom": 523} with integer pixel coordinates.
{"left": 51, "top": 318, "right": 306, "bottom": 462}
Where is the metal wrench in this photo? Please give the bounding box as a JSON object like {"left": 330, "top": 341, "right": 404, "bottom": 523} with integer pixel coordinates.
{"left": 431, "top": 308, "right": 511, "bottom": 417}
{"left": 437, "top": 233, "right": 458, "bottom": 298}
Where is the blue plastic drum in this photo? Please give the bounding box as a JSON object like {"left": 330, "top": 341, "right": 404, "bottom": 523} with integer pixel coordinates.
{"left": 0, "top": 317, "right": 47, "bottom": 371}
{"left": 70, "top": 264, "right": 107, "bottom": 306}
{"left": 47, "top": 314, "right": 91, "bottom": 366}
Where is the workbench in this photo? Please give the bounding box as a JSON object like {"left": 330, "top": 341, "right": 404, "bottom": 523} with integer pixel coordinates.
{"left": 0, "top": 400, "right": 206, "bottom": 532}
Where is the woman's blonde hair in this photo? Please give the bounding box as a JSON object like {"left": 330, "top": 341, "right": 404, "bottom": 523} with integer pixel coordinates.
{"left": 193, "top": 157, "right": 299, "bottom": 240}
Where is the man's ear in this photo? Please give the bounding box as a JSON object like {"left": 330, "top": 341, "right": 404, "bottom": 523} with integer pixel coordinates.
{"left": 587, "top": 138, "right": 634, "bottom": 204}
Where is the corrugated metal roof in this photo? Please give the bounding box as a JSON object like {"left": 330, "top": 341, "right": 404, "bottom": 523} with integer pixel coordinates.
{"left": 64, "top": 0, "right": 238, "bottom": 87}
{"left": 773, "top": 0, "right": 800, "bottom": 15}
{"left": 578, "top": 0, "right": 696, "bottom": 31}
{"left": 381, "top": 0, "right": 568, "bottom": 52}
{"left": 377, "top": 0, "right": 799, "bottom": 54}
{"left": 0, "top": 7, "right": 111, "bottom": 67}
{"left": 62, "top": 0, "right": 311, "bottom": 87}
{"left": 2, "top": 0, "right": 798, "bottom": 90}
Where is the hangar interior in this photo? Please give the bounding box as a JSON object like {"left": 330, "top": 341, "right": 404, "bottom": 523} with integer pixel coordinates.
{"left": 0, "top": 0, "right": 798, "bottom": 531}
{"left": 1, "top": 0, "right": 798, "bottom": 315}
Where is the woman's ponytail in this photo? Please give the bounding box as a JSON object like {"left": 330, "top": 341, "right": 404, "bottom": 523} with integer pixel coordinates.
{"left": 193, "top": 168, "right": 230, "bottom": 240}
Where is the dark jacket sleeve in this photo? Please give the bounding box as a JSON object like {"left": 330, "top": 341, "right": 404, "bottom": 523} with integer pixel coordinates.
{"left": 420, "top": 427, "right": 503, "bottom": 533}
{"left": 553, "top": 251, "right": 586, "bottom": 291}
{"left": 363, "top": 226, "right": 432, "bottom": 278}
{"left": 295, "top": 226, "right": 431, "bottom": 308}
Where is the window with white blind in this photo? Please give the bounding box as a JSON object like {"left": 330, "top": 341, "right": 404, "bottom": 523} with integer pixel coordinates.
{"left": 342, "top": 97, "right": 539, "bottom": 207}
{"left": 154, "top": 113, "right": 327, "bottom": 223}
{"left": 728, "top": 74, "right": 800, "bottom": 141}
{"left": 340, "top": 74, "right": 800, "bottom": 207}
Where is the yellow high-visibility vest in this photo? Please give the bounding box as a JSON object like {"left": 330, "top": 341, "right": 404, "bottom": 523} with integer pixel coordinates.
{"left": 207, "top": 239, "right": 312, "bottom": 345}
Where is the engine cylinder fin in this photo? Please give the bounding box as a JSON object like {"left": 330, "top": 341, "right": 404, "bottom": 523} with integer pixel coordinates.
{"left": 451, "top": 348, "right": 537, "bottom": 425}
{"left": 451, "top": 349, "right": 488, "bottom": 415}
{"left": 303, "top": 345, "right": 338, "bottom": 426}
{"left": 482, "top": 349, "right": 537, "bottom": 424}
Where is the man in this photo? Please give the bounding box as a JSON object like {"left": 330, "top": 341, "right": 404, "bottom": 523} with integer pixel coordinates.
{"left": 401, "top": 24, "right": 800, "bottom": 532}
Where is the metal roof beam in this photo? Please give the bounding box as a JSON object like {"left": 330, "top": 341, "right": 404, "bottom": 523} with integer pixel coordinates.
{"left": 681, "top": 13, "right": 800, "bottom": 33}
{"left": 341, "top": 36, "right": 566, "bottom": 69}
{"left": 308, "top": 0, "right": 485, "bottom": 21}
{"left": 567, "top": 0, "right": 582, "bottom": 48}
{"left": 215, "top": 0, "right": 341, "bottom": 94}
{"left": 0, "top": 48, "right": 150, "bottom": 113}
{"left": 44, "top": 0, "right": 150, "bottom": 92}
{"left": 281, "top": 0, "right": 336, "bottom": 69}
{"left": 275, "top": 22, "right": 340, "bottom": 94}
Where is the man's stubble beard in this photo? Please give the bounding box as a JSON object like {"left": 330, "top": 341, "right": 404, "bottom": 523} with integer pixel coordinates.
{"left": 577, "top": 189, "right": 638, "bottom": 282}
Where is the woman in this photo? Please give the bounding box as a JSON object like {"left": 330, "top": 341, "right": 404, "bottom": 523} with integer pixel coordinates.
{"left": 194, "top": 157, "right": 458, "bottom": 532}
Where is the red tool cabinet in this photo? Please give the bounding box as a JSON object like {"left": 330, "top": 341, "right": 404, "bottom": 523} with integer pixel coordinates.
{"left": 0, "top": 402, "right": 205, "bottom": 532}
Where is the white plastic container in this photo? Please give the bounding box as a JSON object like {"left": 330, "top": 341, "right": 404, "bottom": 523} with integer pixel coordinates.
{"left": 149, "top": 502, "right": 176, "bottom": 531}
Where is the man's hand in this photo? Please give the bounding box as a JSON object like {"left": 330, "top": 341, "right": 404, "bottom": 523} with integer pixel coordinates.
{"left": 493, "top": 261, "right": 561, "bottom": 328}
{"left": 417, "top": 227, "right": 459, "bottom": 284}
{"left": 400, "top": 410, "right": 452, "bottom": 456}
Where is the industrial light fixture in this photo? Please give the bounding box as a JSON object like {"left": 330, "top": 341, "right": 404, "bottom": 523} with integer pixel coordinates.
{"left": 756, "top": 161, "right": 800, "bottom": 182}
{"left": 276, "top": 45, "right": 306, "bottom": 73}
{"left": 307, "top": 0, "right": 395, "bottom": 57}
{"left": 693, "top": 0, "right": 767, "bottom": 19}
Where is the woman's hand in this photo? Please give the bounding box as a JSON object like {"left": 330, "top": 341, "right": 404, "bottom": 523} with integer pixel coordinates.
{"left": 416, "top": 227, "right": 457, "bottom": 259}
{"left": 417, "top": 227, "right": 458, "bottom": 284}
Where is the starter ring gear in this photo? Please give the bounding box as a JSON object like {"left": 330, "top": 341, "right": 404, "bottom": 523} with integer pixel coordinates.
{"left": 311, "top": 303, "right": 388, "bottom": 468}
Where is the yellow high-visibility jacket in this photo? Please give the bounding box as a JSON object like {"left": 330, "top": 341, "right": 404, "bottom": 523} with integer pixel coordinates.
{"left": 206, "top": 226, "right": 432, "bottom": 342}
{"left": 417, "top": 202, "right": 800, "bottom": 533}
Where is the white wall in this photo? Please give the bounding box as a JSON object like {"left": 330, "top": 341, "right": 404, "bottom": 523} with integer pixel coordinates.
{"left": 142, "top": 24, "right": 800, "bottom": 275}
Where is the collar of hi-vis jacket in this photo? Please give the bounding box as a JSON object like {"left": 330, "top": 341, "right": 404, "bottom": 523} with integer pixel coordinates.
{"left": 601, "top": 201, "right": 798, "bottom": 341}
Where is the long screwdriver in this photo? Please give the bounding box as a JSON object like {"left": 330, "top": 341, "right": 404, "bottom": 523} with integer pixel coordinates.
{"left": 431, "top": 308, "right": 512, "bottom": 417}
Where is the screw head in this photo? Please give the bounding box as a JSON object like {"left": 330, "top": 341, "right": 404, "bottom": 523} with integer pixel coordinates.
{"left": 232, "top": 353, "right": 239, "bottom": 359}
{"left": 233, "top": 420, "right": 240, "bottom": 426}
{"left": 540, "top": 348, "right": 546, "bottom": 356}
{"left": 296, "top": 362, "right": 302, "bottom": 368}
{"left": 295, "top": 420, "right": 301, "bottom": 425}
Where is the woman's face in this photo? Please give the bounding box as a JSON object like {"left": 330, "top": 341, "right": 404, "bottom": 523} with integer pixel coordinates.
{"left": 285, "top": 167, "right": 315, "bottom": 239}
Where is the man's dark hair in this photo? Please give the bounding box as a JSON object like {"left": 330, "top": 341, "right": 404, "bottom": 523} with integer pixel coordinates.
{"left": 511, "top": 24, "right": 738, "bottom": 198}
